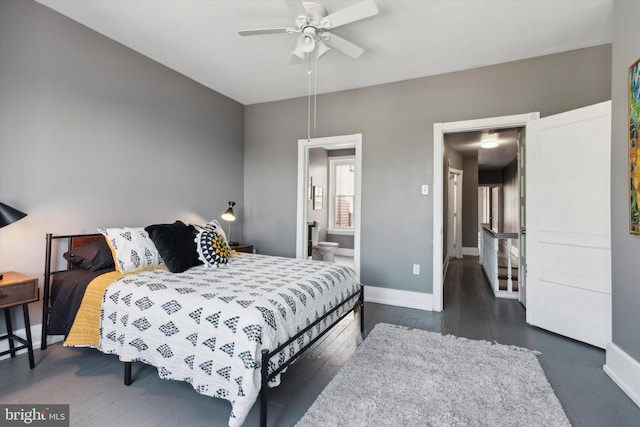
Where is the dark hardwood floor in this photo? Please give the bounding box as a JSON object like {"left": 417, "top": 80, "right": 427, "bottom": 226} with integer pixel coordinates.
{"left": 1, "top": 256, "right": 638, "bottom": 426}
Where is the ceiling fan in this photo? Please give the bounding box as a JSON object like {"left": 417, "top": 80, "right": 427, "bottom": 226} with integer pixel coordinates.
{"left": 239, "top": 0, "right": 378, "bottom": 64}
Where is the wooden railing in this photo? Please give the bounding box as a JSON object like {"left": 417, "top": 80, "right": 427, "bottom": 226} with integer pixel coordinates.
{"left": 480, "top": 224, "right": 519, "bottom": 299}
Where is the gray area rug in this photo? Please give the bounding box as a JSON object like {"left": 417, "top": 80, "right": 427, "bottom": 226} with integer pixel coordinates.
{"left": 297, "top": 323, "right": 571, "bottom": 427}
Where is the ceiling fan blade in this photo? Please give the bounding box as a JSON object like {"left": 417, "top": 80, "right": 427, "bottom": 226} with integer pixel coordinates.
{"left": 323, "top": 32, "right": 364, "bottom": 58}
{"left": 284, "top": 0, "right": 308, "bottom": 19}
{"left": 239, "top": 27, "right": 297, "bottom": 36}
{"left": 320, "top": 0, "right": 378, "bottom": 29}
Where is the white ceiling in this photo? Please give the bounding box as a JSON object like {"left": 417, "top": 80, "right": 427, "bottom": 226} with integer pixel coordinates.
{"left": 36, "top": 0, "right": 613, "bottom": 106}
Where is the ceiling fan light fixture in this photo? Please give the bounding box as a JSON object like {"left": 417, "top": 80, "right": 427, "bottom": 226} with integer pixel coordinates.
{"left": 316, "top": 39, "right": 330, "bottom": 57}
{"left": 292, "top": 47, "right": 306, "bottom": 60}
{"left": 297, "top": 28, "right": 317, "bottom": 53}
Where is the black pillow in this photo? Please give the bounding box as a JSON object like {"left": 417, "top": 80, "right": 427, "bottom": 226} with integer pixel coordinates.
{"left": 63, "top": 239, "right": 115, "bottom": 272}
{"left": 145, "top": 221, "right": 202, "bottom": 273}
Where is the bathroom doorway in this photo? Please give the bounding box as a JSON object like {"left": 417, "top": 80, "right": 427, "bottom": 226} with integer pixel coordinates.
{"left": 296, "top": 134, "right": 362, "bottom": 280}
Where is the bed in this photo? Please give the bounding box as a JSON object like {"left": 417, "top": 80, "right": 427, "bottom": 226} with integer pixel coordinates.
{"left": 41, "top": 227, "right": 363, "bottom": 427}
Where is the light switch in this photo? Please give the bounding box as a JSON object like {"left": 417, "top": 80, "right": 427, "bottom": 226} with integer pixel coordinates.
{"left": 421, "top": 185, "right": 429, "bottom": 195}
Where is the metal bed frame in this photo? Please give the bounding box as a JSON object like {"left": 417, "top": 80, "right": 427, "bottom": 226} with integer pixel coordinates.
{"left": 42, "top": 232, "right": 364, "bottom": 427}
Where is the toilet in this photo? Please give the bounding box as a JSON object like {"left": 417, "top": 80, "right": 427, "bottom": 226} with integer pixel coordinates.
{"left": 311, "top": 225, "right": 339, "bottom": 262}
{"left": 313, "top": 241, "right": 339, "bottom": 262}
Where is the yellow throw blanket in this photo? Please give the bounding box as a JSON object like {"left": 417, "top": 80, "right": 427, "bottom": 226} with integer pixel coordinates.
{"left": 64, "top": 271, "right": 123, "bottom": 347}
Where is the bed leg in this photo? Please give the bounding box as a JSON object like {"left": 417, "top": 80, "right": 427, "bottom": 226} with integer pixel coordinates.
{"left": 124, "top": 362, "right": 132, "bottom": 386}
{"left": 260, "top": 349, "right": 269, "bottom": 427}
{"left": 359, "top": 285, "right": 365, "bottom": 336}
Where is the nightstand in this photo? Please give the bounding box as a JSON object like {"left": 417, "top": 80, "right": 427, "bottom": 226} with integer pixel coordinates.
{"left": 230, "top": 244, "right": 254, "bottom": 253}
{"left": 0, "top": 272, "right": 38, "bottom": 368}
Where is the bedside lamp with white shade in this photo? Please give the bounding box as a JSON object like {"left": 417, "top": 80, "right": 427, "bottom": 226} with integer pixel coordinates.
{"left": 221, "top": 201, "right": 239, "bottom": 246}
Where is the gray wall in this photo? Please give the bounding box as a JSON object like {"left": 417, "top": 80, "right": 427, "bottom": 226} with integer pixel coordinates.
{"left": 462, "top": 156, "right": 478, "bottom": 248}
{"left": 0, "top": 0, "right": 244, "bottom": 330}
{"left": 245, "top": 44, "right": 612, "bottom": 294}
{"left": 611, "top": 0, "right": 640, "bottom": 364}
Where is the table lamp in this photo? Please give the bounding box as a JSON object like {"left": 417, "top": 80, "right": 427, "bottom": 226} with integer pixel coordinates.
{"left": 0, "top": 202, "right": 27, "bottom": 280}
{"left": 221, "top": 201, "right": 238, "bottom": 246}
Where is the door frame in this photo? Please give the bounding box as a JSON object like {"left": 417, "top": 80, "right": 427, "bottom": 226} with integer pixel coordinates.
{"left": 432, "top": 112, "right": 539, "bottom": 312}
{"left": 296, "top": 134, "right": 362, "bottom": 280}
{"left": 447, "top": 167, "right": 463, "bottom": 260}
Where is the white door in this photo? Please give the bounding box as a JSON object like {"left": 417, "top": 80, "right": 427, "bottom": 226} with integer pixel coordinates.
{"left": 526, "top": 101, "right": 611, "bottom": 349}
{"left": 518, "top": 129, "right": 527, "bottom": 307}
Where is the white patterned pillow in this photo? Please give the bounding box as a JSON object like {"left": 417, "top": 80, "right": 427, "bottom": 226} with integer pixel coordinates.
{"left": 194, "top": 228, "right": 230, "bottom": 268}
{"left": 193, "top": 220, "right": 229, "bottom": 243}
{"left": 98, "top": 227, "right": 164, "bottom": 273}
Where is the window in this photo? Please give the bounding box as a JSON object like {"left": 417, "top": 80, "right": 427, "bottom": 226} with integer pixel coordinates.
{"left": 328, "top": 156, "right": 355, "bottom": 234}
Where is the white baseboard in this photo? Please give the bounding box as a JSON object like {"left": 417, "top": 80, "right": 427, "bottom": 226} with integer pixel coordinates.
{"left": 462, "top": 246, "right": 480, "bottom": 256}
{"left": 364, "top": 285, "right": 433, "bottom": 311}
{"left": 604, "top": 342, "right": 640, "bottom": 409}
{"left": 335, "top": 248, "right": 354, "bottom": 257}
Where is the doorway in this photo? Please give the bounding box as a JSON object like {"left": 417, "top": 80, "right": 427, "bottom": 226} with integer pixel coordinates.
{"left": 296, "top": 134, "right": 362, "bottom": 280}
{"left": 432, "top": 113, "right": 540, "bottom": 312}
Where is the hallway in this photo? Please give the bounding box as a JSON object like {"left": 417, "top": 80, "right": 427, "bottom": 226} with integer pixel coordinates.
{"left": 437, "top": 256, "right": 638, "bottom": 427}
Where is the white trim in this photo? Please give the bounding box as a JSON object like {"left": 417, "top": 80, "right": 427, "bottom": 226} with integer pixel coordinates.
{"left": 336, "top": 248, "right": 354, "bottom": 257}
{"left": 433, "top": 112, "right": 540, "bottom": 312}
{"left": 364, "top": 285, "right": 432, "bottom": 311}
{"left": 328, "top": 155, "right": 356, "bottom": 234}
{"left": 327, "top": 229, "right": 354, "bottom": 236}
{"left": 296, "top": 134, "right": 362, "bottom": 280}
{"left": 462, "top": 246, "right": 480, "bottom": 256}
{"left": 447, "top": 167, "right": 463, "bottom": 260}
{"left": 604, "top": 342, "right": 640, "bottom": 409}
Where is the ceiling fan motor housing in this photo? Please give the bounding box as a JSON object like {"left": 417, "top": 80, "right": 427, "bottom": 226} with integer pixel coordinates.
{"left": 301, "top": 2, "right": 328, "bottom": 27}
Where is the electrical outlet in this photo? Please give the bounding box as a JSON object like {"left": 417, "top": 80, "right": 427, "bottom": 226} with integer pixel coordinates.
{"left": 412, "top": 264, "right": 420, "bottom": 275}
{"left": 421, "top": 184, "right": 429, "bottom": 195}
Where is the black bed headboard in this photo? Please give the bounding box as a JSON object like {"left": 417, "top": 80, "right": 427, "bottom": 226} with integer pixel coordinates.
{"left": 41, "top": 233, "right": 104, "bottom": 350}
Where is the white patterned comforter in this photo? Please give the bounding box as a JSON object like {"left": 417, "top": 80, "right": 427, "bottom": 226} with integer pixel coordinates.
{"left": 97, "top": 253, "right": 360, "bottom": 427}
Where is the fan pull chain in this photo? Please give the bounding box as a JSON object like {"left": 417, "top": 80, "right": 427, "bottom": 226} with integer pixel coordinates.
{"left": 314, "top": 52, "right": 318, "bottom": 132}
{"left": 307, "top": 58, "right": 312, "bottom": 140}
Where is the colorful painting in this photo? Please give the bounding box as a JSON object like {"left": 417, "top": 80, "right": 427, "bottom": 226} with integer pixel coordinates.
{"left": 630, "top": 58, "right": 640, "bottom": 234}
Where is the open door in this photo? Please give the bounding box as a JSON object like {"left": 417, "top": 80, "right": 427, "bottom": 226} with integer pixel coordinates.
{"left": 518, "top": 128, "right": 527, "bottom": 307}
{"left": 526, "top": 101, "right": 611, "bottom": 349}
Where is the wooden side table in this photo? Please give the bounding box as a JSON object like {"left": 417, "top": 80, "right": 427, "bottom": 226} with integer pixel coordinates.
{"left": 230, "top": 244, "right": 254, "bottom": 253}
{"left": 0, "top": 272, "right": 38, "bottom": 368}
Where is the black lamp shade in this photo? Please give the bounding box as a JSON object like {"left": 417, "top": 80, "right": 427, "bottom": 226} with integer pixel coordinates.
{"left": 221, "top": 201, "right": 236, "bottom": 222}
{"left": 0, "top": 202, "right": 27, "bottom": 228}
